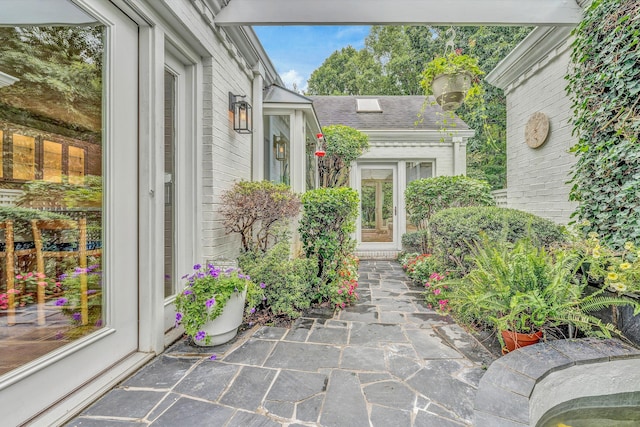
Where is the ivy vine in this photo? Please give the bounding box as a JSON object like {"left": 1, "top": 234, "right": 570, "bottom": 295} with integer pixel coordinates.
{"left": 566, "top": 0, "right": 640, "bottom": 248}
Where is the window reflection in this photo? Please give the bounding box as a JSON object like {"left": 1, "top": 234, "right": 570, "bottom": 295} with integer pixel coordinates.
{"left": 264, "top": 115, "right": 290, "bottom": 185}
{"left": 0, "top": 24, "right": 104, "bottom": 376}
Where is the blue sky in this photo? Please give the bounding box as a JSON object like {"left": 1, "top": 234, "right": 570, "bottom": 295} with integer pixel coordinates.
{"left": 254, "top": 26, "right": 370, "bottom": 92}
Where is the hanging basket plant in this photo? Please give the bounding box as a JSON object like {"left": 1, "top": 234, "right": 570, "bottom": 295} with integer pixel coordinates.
{"left": 420, "top": 51, "right": 483, "bottom": 111}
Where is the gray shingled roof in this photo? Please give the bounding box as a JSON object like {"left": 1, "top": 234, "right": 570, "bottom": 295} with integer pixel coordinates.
{"left": 308, "top": 95, "right": 469, "bottom": 131}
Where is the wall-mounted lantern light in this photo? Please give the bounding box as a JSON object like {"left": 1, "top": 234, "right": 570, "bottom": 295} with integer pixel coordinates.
{"left": 274, "top": 135, "right": 288, "bottom": 161}
{"left": 229, "top": 92, "right": 252, "bottom": 134}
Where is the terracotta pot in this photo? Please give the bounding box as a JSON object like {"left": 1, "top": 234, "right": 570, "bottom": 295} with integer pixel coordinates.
{"left": 431, "top": 72, "right": 472, "bottom": 111}
{"left": 501, "top": 329, "right": 543, "bottom": 354}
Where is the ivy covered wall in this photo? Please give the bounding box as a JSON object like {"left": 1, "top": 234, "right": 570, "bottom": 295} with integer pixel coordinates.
{"left": 566, "top": 0, "right": 640, "bottom": 247}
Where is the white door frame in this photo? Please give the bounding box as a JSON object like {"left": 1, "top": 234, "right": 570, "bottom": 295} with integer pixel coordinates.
{"left": 355, "top": 162, "right": 398, "bottom": 251}
{"left": 0, "top": 2, "right": 143, "bottom": 425}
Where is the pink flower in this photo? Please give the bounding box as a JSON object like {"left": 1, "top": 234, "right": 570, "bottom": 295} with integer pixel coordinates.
{"left": 433, "top": 288, "right": 441, "bottom": 295}
{"left": 429, "top": 272, "right": 444, "bottom": 281}
{"left": 337, "top": 289, "right": 343, "bottom": 294}
{"left": 37, "top": 281, "right": 48, "bottom": 287}
{"left": 425, "top": 282, "right": 431, "bottom": 288}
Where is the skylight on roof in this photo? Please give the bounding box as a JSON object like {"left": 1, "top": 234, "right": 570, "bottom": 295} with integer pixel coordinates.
{"left": 356, "top": 98, "right": 382, "bottom": 113}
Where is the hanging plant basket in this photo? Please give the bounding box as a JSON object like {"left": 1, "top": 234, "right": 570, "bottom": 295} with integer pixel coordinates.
{"left": 431, "top": 72, "right": 472, "bottom": 111}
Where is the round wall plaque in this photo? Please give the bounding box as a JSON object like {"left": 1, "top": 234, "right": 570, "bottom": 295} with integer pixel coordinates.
{"left": 525, "top": 112, "right": 549, "bottom": 149}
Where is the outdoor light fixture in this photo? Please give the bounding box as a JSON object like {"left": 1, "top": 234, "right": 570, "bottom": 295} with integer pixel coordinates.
{"left": 229, "top": 92, "right": 252, "bottom": 134}
{"left": 274, "top": 135, "right": 288, "bottom": 161}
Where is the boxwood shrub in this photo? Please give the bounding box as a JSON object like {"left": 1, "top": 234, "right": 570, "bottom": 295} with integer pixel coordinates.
{"left": 429, "top": 206, "right": 567, "bottom": 274}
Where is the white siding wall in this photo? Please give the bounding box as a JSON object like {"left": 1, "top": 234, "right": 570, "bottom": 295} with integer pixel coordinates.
{"left": 202, "top": 54, "right": 254, "bottom": 260}
{"left": 505, "top": 42, "right": 578, "bottom": 224}
{"left": 360, "top": 140, "right": 462, "bottom": 176}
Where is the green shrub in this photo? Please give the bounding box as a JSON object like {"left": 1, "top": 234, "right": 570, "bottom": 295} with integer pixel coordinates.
{"left": 239, "top": 242, "right": 318, "bottom": 319}
{"left": 401, "top": 230, "right": 430, "bottom": 254}
{"left": 299, "top": 187, "right": 359, "bottom": 279}
{"left": 404, "top": 176, "right": 494, "bottom": 252}
{"left": 0, "top": 206, "right": 72, "bottom": 241}
{"left": 16, "top": 175, "right": 102, "bottom": 208}
{"left": 405, "top": 175, "right": 494, "bottom": 231}
{"left": 429, "top": 206, "right": 567, "bottom": 274}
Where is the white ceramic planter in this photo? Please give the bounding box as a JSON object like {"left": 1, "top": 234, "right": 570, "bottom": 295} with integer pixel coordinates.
{"left": 195, "top": 288, "right": 246, "bottom": 346}
{"left": 431, "top": 72, "right": 472, "bottom": 111}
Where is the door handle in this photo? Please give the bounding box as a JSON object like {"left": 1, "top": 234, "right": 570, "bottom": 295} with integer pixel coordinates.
{"left": 394, "top": 206, "right": 397, "bottom": 216}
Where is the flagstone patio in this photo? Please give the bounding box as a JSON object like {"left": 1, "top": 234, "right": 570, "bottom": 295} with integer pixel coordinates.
{"left": 66, "top": 260, "right": 496, "bottom": 426}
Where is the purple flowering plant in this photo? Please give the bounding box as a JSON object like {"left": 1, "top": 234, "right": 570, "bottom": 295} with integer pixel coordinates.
{"left": 174, "top": 263, "right": 264, "bottom": 345}
{"left": 54, "top": 263, "right": 103, "bottom": 325}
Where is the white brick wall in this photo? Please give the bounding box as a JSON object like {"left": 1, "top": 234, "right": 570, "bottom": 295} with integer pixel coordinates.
{"left": 162, "top": 0, "right": 260, "bottom": 261}
{"left": 505, "top": 44, "right": 578, "bottom": 224}
{"left": 201, "top": 52, "right": 253, "bottom": 260}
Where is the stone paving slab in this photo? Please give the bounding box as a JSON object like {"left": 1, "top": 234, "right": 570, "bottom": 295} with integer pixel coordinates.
{"left": 66, "top": 260, "right": 495, "bottom": 427}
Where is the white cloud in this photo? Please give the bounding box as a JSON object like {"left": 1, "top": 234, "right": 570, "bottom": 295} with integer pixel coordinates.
{"left": 280, "top": 69, "right": 307, "bottom": 92}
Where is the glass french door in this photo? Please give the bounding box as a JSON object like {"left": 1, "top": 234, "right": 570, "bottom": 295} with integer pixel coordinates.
{"left": 0, "top": 1, "right": 139, "bottom": 424}
{"left": 358, "top": 164, "right": 397, "bottom": 249}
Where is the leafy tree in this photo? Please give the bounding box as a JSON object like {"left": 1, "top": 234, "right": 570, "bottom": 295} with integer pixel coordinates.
{"left": 0, "top": 26, "right": 103, "bottom": 132}
{"left": 318, "top": 124, "right": 370, "bottom": 188}
{"left": 307, "top": 46, "right": 382, "bottom": 95}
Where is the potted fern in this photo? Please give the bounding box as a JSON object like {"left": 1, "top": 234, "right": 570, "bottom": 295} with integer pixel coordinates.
{"left": 447, "top": 239, "right": 640, "bottom": 353}
{"left": 420, "top": 51, "right": 483, "bottom": 111}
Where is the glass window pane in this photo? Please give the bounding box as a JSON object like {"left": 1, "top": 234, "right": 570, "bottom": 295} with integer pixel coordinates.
{"left": 264, "top": 115, "right": 290, "bottom": 185}
{"left": 164, "top": 69, "right": 175, "bottom": 298}
{"left": 305, "top": 125, "right": 317, "bottom": 191}
{"left": 43, "top": 140, "right": 63, "bottom": 182}
{"left": 68, "top": 146, "right": 85, "bottom": 184}
{"left": 406, "top": 162, "right": 433, "bottom": 232}
{"left": 12, "top": 134, "right": 35, "bottom": 180}
{"left": 0, "top": 24, "right": 104, "bottom": 375}
{"left": 361, "top": 168, "right": 394, "bottom": 243}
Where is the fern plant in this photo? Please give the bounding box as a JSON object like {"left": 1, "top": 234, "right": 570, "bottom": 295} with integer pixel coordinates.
{"left": 445, "top": 239, "right": 640, "bottom": 347}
